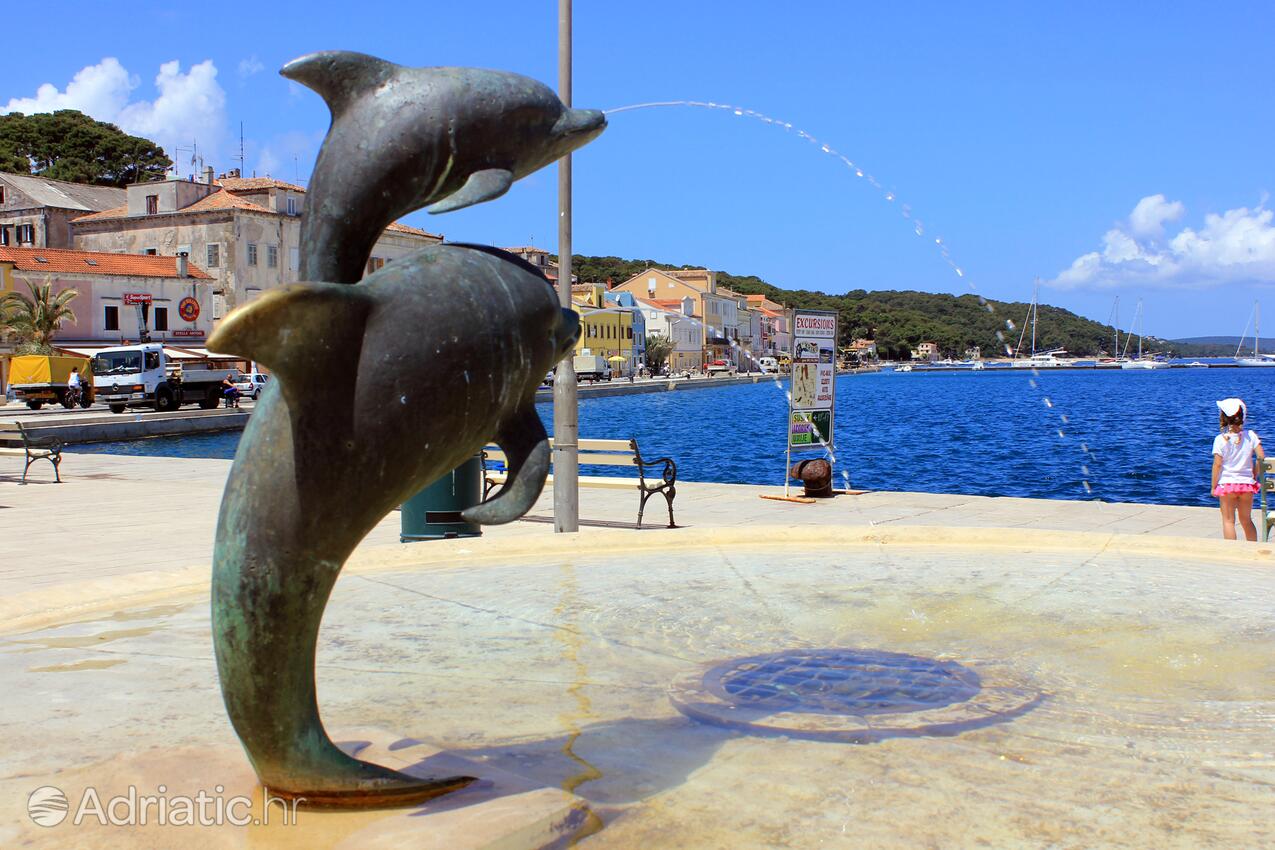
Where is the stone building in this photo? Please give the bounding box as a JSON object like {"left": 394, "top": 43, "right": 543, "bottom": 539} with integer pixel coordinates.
{"left": 0, "top": 173, "right": 125, "bottom": 249}
{"left": 503, "top": 246, "right": 559, "bottom": 283}
{"left": 71, "top": 171, "right": 442, "bottom": 320}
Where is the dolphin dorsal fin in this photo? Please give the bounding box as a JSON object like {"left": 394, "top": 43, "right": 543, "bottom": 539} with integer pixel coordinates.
{"left": 208, "top": 284, "right": 372, "bottom": 393}
{"left": 280, "top": 51, "right": 396, "bottom": 117}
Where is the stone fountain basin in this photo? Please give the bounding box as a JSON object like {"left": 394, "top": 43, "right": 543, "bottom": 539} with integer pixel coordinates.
{"left": 1, "top": 527, "right": 1272, "bottom": 849}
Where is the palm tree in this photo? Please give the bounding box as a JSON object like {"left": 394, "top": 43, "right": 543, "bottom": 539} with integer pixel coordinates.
{"left": 1, "top": 277, "right": 79, "bottom": 354}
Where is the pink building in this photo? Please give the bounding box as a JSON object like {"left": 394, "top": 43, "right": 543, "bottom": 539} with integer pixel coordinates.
{"left": 0, "top": 245, "right": 216, "bottom": 347}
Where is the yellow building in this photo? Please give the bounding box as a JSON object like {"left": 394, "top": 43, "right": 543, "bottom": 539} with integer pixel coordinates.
{"left": 571, "top": 283, "right": 635, "bottom": 373}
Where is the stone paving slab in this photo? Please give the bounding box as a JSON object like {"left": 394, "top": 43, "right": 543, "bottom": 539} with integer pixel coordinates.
{"left": 0, "top": 449, "right": 1230, "bottom": 612}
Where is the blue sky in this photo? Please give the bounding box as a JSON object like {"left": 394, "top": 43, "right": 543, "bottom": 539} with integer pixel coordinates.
{"left": 6, "top": 1, "right": 1274, "bottom": 338}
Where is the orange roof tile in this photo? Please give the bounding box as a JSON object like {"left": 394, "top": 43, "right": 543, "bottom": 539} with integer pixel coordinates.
{"left": 217, "top": 176, "right": 307, "bottom": 193}
{"left": 0, "top": 246, "right": 213, "bottom": 279}
{"left": 183, "top": 191, "right": 274, "bottom": 214}
{"left": 69, "top": 189, "right": 276, "bottom": 223}
{"left": 385, "top": 221, "right": 443, "bottom": 240}
{"left": 71, "top": 204, "right": 128, "bottom": 222}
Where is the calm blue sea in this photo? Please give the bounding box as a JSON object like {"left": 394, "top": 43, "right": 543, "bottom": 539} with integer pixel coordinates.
{"left": 68, "top": 367, "right": 1275, "bottom": 507}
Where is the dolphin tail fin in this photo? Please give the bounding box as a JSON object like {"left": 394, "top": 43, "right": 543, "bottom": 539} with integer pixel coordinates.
{"left": 280, "top": 51, "right": 396, "bottom": 117}
{"left": 208, "top": 284, "right": 371, "bottom": 406}
{"left": 427, "top": 169, "right": 514, "bottom": 215}
{"left": 462, "top": 404, "right": 549, "bottom": 525}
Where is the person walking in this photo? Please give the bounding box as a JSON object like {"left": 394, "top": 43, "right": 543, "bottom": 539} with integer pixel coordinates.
{"left": 1211, "top": 397, "right": 1264, "bottom": 541}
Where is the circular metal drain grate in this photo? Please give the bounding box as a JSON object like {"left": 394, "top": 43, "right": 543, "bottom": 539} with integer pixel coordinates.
{"left": 669, "top": 647, "right": 1041, "bottom": 742}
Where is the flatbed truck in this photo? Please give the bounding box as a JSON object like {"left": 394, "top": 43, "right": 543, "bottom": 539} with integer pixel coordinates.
{"left": 91, "top": 344, "right": 239, "bottom": 413}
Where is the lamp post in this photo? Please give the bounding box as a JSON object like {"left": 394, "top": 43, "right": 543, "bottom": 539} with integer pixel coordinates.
{"left": 552, "top": 0, "right": 580, "bottom": 533}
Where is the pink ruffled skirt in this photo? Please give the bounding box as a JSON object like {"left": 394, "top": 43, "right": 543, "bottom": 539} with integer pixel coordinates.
{"left": 1214, "top": 482, "right": 1259, "bottom": 497}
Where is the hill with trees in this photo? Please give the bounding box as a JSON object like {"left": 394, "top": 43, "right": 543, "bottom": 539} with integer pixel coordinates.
{"left": 573, "top": 255, "right": 1224, "bottom": 358}
{"left": 0, "top": 110, "right": 172, "bottom": 187}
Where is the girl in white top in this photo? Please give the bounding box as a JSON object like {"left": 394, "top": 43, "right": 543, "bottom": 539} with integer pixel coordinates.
{"left": 1211, "top": 397, "right": 1265, "bottom": 541}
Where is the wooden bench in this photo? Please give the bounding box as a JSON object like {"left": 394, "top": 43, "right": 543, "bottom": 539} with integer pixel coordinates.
{"left": 482, "top": 438, "right": 677, "bottom": 528}
{"left": 14, "top": 421, "right": 63, "bottom": 484}
{"left": 1259, "top": 456, "right": 1275, "bottom": 541}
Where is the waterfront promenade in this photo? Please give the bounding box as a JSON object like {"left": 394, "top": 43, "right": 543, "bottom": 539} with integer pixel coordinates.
{"left": 0, "top": 448, "right": 1242, "bottom": 635}
{"left": 0, "top": 371, "right": 797, "bottom": 446}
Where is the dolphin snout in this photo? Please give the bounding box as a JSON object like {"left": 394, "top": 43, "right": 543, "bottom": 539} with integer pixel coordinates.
{"left": 555, "top": 108, "right": 607, "bottom": 140}
{"left": 557, "top": 308, "right": 581, "bottom": 359}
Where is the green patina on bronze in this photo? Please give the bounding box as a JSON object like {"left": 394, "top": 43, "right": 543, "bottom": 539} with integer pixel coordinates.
{"left": 208, "top": 51, "right": 601, "bottom": 808}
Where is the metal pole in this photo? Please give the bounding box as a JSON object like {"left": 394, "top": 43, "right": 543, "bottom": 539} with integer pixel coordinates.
{"left": 552, "top": 0, "right": 580, "bottom": 533}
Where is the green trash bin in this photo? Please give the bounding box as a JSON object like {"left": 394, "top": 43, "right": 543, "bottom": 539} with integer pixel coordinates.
{"left": 400, "top": 455, "right": 484, "bottom": 541}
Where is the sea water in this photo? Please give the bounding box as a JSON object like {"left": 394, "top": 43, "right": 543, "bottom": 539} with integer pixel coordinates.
{"left": 68, "top": 368, "right": 1275, "bottom": 507}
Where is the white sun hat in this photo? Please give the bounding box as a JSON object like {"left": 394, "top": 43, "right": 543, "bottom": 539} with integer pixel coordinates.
{"left": 1216, "top": 398, "right": 1247, "bottom": 418}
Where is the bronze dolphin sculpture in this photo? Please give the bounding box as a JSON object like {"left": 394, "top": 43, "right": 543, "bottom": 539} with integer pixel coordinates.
{"left": 209, "top": 245, "right": 580, "bottom": 806}
{"left": 281, "top": 50, "right": 607, "bottom": 284}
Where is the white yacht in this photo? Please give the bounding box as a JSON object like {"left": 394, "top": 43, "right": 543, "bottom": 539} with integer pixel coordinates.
{"left": 1011, "top": 279, "right": 1074, "bottom": 368}
{"left": 895, "top": 364, "right": 913, "bottom": 373}
{"left": 1011, "top": 349, "right": 1071, "bottom": 368}
{"left": 1234, "top": 302, "right": 1275, "bottom": 366}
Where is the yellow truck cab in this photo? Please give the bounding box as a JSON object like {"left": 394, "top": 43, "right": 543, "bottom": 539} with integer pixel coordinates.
{"left": 9, "top": 354, "right": 94, "bottom": 410}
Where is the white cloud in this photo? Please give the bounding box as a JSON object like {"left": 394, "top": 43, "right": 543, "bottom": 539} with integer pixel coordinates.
{"left": 238, "top": 56, "right": 264, "bottom": 79}
{"left": 2, "top": 58, "right": 226, "bottom": 164}
{"left": 2, "top": 57, "right": 135, "bottom": 117}
{"left": 1127, "top": 193, "right": 1184, "bottom": 238}
{"left": 1049, "top": 195, "right": 1275, "bottom": 290}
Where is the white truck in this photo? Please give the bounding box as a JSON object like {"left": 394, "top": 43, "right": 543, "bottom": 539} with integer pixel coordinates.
{"left": 91, "top": 344, "right": 239, "bottom": 414}
{"left": 573, "top": 354, "right": 611, "bottom": 383}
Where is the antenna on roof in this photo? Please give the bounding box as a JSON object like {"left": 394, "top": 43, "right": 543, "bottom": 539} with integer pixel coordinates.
{"left": 236, "top": 122, "right": 245, "bottom": 177}
{"left": 175, "top": 140, "right": 203, "bottom": 179}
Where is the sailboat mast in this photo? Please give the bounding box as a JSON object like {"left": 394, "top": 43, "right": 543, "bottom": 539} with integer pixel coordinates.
{"left": 1256, "top": 302, "right": 1261, "bottom": 357}
{"left": 1138, "top": 300, "right": 1143, "bottom": 359}
{"left": 1113, "top": 296, "right": 1120, "bottom": 357}
{"left": 1031, "top": 278, "right": 1039, "bottom": 357}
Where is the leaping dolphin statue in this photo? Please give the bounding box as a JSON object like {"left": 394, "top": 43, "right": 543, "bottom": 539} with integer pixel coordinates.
{"left": 210, "top": 245, "right": 580, "bottom": 806}
{"left": 281, "top": 50, "right": 607, "bottom": 284}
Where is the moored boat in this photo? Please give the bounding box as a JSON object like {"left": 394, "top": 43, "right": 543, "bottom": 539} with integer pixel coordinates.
{"left": 1120, "top": 299, "right": 1168, "bottom": 369}
{"left": 1233, "top": 302, "right": 1275, "bottom": 366}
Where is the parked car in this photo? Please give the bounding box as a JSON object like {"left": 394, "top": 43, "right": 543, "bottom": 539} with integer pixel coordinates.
{"left": 707, "top": 359, "right": 732, "bottom": 374}
{"left": 233, "top": 372, "right": 270, "bottom": 400}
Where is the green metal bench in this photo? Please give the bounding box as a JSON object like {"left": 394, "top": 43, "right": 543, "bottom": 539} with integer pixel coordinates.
{"left": 481, "top": 437, "right": 677, "bottom": 528}
{"left": 16, "top": 421, "right": 63, "bottom": 484}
